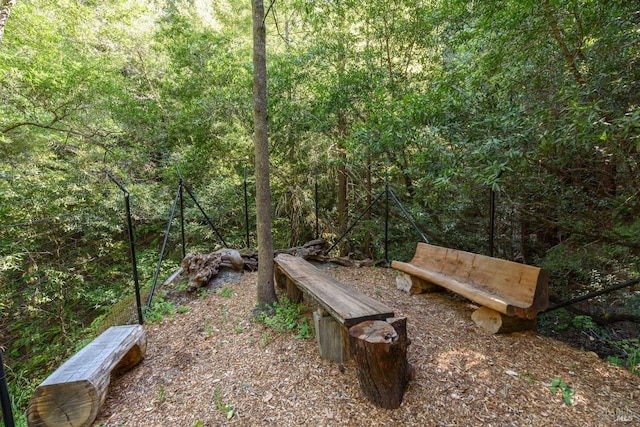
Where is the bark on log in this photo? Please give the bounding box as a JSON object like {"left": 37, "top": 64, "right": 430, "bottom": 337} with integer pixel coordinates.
{"left": 349, "top": 318, "right": 411, "bottom": 409}
{"left": 242, "top": 239, "right": 378, "bottom": 272}
{"left": 27, "top": 325, "right": 146, "bottom": 427}
{"left": 471, "top": 306, "right": 537, "bottom": 334}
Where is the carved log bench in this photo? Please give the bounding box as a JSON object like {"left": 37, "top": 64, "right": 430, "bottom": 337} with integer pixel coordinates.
{"left": 27, "top": 324, "right": 147, "bottom": 427}
{"left": 392, "top": 243, "right": 549, "bottom": 333}
{"left": 274, "top": 253, "right": 394, "bottom": 362}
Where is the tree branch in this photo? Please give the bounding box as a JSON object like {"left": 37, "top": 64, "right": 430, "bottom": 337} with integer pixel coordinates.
{"left": 0, "top": 0, "right": 17, "bottom": 45}
{"left": 542, "top": 0, "right": 586, "bottom": 86}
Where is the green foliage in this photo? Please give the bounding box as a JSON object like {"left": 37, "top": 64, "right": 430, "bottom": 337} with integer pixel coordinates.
{"left": 144, "top": 290, "right": 188, "bottom": 324}
{"left": 609, "top": 339, "right": 640, "bottom": 375}
{"left": 256, "top": 297, "right": 314, "bottom": 339}
{"left": 572, "top": 315, "right": 599, "bottom": 332}
{"left": 550, "top": 377, "right": 575, "bottom": 406}
{"left": 214, "top": 387, "right": 236, "bottom": 420}
{"left": 1, "top": 0, "right": 640, "bottom": 417}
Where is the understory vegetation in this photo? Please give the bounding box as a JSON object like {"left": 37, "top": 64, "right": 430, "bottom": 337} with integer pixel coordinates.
{"left": 1, "top": 0, "right": 639, "bottom": 424}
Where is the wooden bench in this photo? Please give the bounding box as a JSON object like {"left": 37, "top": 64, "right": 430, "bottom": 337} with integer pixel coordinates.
{"left": 274, "top": 253, "right": 394, "bottom": 362}
{"left": 27, "top": 324, "right": 147, "bottom": 427}
{"left": 392, "top": 243, "right": 549, "bottom": 333}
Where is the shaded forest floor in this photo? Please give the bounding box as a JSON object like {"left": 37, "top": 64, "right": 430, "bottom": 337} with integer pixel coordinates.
{"left": 94, "top": 266, "right": 640, "bottom": 426}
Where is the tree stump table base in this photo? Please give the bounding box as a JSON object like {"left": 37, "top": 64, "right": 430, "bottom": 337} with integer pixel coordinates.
{"left": 349, "top": 317, "right": 412, "bottom": 409}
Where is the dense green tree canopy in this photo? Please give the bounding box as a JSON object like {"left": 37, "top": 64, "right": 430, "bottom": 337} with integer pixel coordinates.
{"left": 1, "top": 0, "right": 639, "bottom": 421}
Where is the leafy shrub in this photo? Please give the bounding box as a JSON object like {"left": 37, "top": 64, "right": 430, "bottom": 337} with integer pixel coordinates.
{"left": 256, "top": 297, "right": 314, "bottom": 339}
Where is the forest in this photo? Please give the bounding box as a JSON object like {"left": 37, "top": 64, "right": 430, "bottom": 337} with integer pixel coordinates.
{"left": 1, "top": 0, "right": 639, "bottom": 423}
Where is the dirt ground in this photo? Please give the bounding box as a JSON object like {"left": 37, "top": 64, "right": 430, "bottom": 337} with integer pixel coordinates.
{"left": 93, "top": 265, "right": 640, "bottom": 426}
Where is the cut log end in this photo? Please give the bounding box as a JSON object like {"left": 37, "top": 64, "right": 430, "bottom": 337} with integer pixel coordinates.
{"left": 350, "top": 320, "right": 397, "bottom": 343}
{"left": 27, "top": 325, "right": 146, "bottom": 427}
{"left": 27, "top": 380, "right": 98, "bottom": 427}
{"left": 349, "top": 318, "right": 412, "bottom": 409}
{"left": 471, "top": 306, "right": 537, "bottom": 334}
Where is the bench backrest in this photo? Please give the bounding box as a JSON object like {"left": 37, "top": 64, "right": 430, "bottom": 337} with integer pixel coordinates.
{"left": 410, "top": 242, "right": 548, "bottom": 309}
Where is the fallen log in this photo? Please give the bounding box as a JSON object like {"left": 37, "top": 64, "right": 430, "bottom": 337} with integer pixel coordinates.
{"left": 26, "top": 325, "right": 146, "bottom": 427}
{"left": 181, "top": 248, "right": 244, "bottom": 291}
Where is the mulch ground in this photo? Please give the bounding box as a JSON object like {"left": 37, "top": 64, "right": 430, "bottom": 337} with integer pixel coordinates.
{"left": 93, "top": 265, "right": 640, "bottom": 426}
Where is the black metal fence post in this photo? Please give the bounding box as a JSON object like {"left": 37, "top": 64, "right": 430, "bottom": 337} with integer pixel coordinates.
{"left": 489, "top": 188, "right": 496, "bottom": 257}
{"left": 107, "top": 172, "right": 143, "bottom": 325}
{"left": 125, "top": 193, "right": 144, "bottom": 325}
{"left": 244, "top": 166, "right": 250, "bottom": 248}
{"left": 147, "top": 181, "right": 182, "bottom": 312}
{"left": 179, "top": 178, "right": 186, "bottom": 259}
{"left": 182, "top": 184, "right": 228, "bottom": 248}
{"left": 315, "top": 166, "right": 320, "bottom": 240}
{"left": 388, "top": 188, "right": 429, "bottom": 244}
{"left": 385, "top": 169, "right": 389, "bottom": 264}
{"left": 1, "top": 348, "right": 16, "bottom": 427}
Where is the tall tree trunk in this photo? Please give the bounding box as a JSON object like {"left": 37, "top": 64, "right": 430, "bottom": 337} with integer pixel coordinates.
{"left": 252, "top": 0, "right": 276, "bottom": 311}
{"left": 337, "top": 54, "right": 349, "bottom": 257}
{"left": 364, "top": 154, "right": 372, "bottom": 258}
{"left": 337, "top": 145, "right": 348, "bottom": 256}
{"left": 0, "top": 0, "right": 17, "bottom": 45}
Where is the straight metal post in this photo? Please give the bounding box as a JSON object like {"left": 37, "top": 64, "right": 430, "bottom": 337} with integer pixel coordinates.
{"left": 489, "top": 188, "right": 496, "bottom": 257}
{"left": 315, "top": 166, "right": 319, "bottom": 239}
{"left": 147, "top": 182, "right": 182, "bottom": 311}
{"left": 180, "top": 178, "right": 186, "bottom": 259}
{"left": 0, "top": 349, "right": 15, "bottom": 427}
{"left": 244, "top": 167, "right": 250, "bottom": 248}
{"left": 125, "top": 193, "right": 143, "bottom": 325}
{"left": 385, "top": 169, "right": 389, "bottom": 264}
{"left": 107, "top": 172, "right": 143, "bottom": 325}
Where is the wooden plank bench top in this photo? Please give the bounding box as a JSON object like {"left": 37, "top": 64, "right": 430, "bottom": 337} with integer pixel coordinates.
{"left": 27, "top": 324, "right": 146, "bottom": 427}
{"left": 274, "top": 253, "right": 394, "bottom": 328}
{"left": 392, "top": 243, "right": 549, "bottom": 332}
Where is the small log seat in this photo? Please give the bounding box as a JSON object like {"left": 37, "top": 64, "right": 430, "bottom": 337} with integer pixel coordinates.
{"left": 274, "top": 253, "right": 394, "bottom": 362}
{"left": 392, "top": 243, "right": 549, "bottom": 333}
{"left": 27, "top": 324, "right": 147, "bottom": 427}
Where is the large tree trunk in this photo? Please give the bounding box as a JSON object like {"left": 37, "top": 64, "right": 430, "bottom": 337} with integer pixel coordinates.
{"left": 0, "top": 0, "right": 17, "bottom": 45}
{"left": 252, "top": 0, "right": 276, "bottom": 311}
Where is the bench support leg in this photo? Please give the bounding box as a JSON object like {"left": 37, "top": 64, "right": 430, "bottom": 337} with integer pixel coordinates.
{"left": 396, "top": 273, "right": 443, "bottom": 294}
{"left": 313, "top": 311, "right": 350, "bottom": 362}
{"left": 274, "top": 266, "right": 303, "bottom": 303}
{"left": 471, "top": 306, "right": 537, "bottom": 334}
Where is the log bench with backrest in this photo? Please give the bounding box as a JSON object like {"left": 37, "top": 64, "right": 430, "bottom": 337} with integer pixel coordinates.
{"left": 273, "top": 253, "right": 395, "bottom": 363}
{"left": 27, "top": 324, "right": 147, "bottom": 427}
{"left": 392, "top": 242, "right": 549, "bottom": 333}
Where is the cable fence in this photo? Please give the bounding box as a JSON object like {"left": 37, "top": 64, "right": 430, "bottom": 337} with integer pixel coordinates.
{"left": 0, "top": 162, "right": 509, "bottom": 426}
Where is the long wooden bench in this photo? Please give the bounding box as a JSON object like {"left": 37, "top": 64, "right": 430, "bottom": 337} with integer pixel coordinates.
{"left": 392, "top": 243, "right": 549, "bottom": 333}
{"left": 274, "top": 254, "right": 394, "bottom": 362}
{"left": 27, "top": 324, "right": 147, "bottom": 427}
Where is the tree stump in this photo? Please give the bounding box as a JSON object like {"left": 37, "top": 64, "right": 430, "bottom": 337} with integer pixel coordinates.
{"left": 181, "top": 249, "right": 244, "bottom": 291}
{"left": 349, "top": 317, "right": 412, "bottom": 409}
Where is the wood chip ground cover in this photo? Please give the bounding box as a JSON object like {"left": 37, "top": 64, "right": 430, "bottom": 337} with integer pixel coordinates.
{"left": 94, "top": 266, "right": 640, "bottom": 426}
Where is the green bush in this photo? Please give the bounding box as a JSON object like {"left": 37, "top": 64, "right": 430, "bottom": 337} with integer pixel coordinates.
{"left": 256, "top": 297, "right": 315, "bottom": 339}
